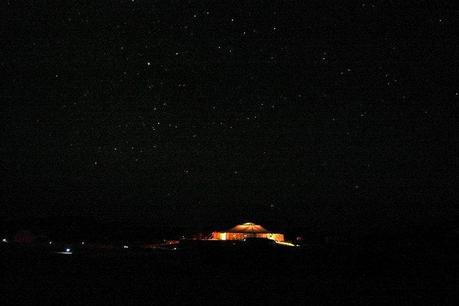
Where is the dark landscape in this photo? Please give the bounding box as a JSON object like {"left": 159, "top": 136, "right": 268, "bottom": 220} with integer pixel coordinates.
{"left": 2, "top": 1, "right": 458, "bottom": 304}
{"left": 2, "top": 218, "right": 459, "bottom": 305}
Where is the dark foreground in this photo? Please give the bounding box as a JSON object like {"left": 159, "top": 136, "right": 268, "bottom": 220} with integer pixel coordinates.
{"left": 2, "top": 242, "right": 458, "bottom": 305}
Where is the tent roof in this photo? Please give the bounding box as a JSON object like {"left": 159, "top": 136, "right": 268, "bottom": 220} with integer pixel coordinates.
{"left": 226, "top": 222, "right": 270, "bottom": 233}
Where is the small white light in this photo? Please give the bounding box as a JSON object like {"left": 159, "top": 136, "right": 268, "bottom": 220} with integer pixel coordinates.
{"left": 66, "top": 248, "right": 71, "bottom": 252}
{"left": 123, "top": 245, "right": 129, "bottom": 249}
{"left": 81, "top": 241, "right": 85, "bottom": 245}
{"left": 2, "top": 238, "right": 7, "bottom": 243}
{"left": 49, "top": 241, "right": 53, "bottom": 245}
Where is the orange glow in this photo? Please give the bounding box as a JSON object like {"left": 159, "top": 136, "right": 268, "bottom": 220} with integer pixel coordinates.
{"left": 211, "top": 222, "right": 285, "bottom": 242}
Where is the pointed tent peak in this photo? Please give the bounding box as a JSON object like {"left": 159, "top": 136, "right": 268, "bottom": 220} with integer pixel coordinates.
{"left": 227, "top": 222, "right": 270, "bottom": 233}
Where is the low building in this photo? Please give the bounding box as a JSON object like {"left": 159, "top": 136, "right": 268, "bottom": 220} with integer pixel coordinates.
{"left": 211, "top": 222, "right": 285, "bottom": 242}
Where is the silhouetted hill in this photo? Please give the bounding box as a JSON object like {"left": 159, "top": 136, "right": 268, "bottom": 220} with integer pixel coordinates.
{"left": 2, "top": 215, "right": 457, "bottom": 246}
{"left": 1, "top": 216, "right": 189, "bottom": 243}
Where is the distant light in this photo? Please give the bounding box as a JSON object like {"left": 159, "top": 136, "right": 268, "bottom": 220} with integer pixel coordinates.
{"left": 81, "top": 241, "right": 85, "bottom": 245}
{"left": 49, "top": 241, "right": 53, "bottom": 245}
{"left": 2, "top": 238, "right": 7, "bottom": 243}
{"left": 123, "top": 245, "right": 129, "bottom": 249}
{"left": 173, "top": 247, "right": 177, "bottom": 250}
{"left": 56, "top": 249, "right": 73, "bottom": 255}
{"left": 275, "top": 241, "right": 295, "bottom": 247}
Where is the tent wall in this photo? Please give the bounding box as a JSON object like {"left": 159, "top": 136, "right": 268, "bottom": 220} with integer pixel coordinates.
{"left": 211, "top": 232, "right": 284, "bottom": 242}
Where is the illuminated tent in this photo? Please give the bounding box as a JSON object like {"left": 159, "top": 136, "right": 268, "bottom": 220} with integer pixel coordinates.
{"left": 211, "top": 222, "right": 285, "bottom": 242}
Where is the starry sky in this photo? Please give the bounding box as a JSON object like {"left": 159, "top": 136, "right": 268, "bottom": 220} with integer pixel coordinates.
{"left": 2, "top": 1, "right": 457, "bottom": 231}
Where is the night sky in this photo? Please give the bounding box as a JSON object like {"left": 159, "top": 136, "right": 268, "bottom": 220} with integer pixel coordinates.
{"left": 2, "top": 1, "right": 457, "bottom": 231}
